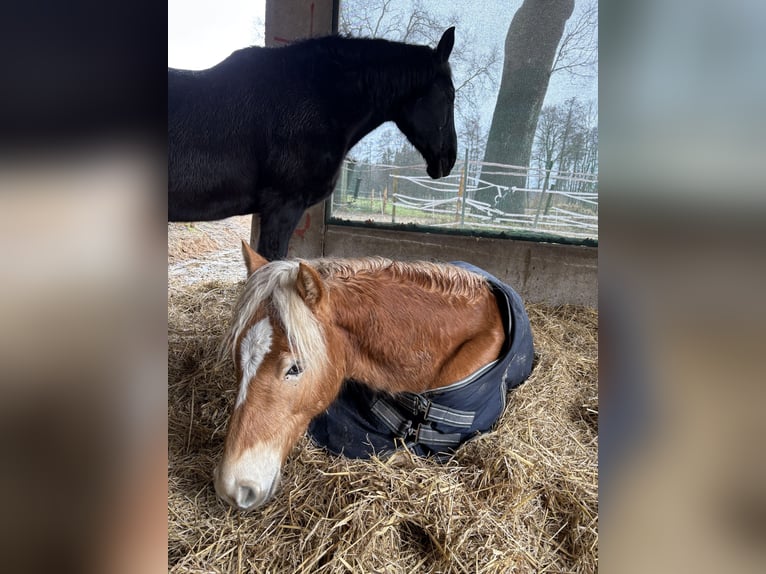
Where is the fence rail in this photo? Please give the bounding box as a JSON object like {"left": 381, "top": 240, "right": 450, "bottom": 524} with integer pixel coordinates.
{"left": 330, "top": 158, "right": 598, "bottom": 242}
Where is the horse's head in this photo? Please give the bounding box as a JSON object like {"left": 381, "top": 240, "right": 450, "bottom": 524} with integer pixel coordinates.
{"left": 214, "top": 241, "right": 343, "bottom": 511}
{"left": 395, "top": 27, "right": 457, "bottom": 179}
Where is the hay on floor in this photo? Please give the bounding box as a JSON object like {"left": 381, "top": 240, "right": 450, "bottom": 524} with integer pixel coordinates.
{"left": 168, "top": 280, "right": 598, "bottom": 573}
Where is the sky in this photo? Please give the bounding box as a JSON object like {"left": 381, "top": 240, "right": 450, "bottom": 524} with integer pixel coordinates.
{"left": 168, "top": 0, "right": 598, "bottom": 146}
{"left": 168, "top": 0, "right": 266, "bottom": 70}
{"left": 168, "top": 0, "right": 597, "bottom": 102}
{"left": 427, "top": 0, "right": 598, "bottom": 112}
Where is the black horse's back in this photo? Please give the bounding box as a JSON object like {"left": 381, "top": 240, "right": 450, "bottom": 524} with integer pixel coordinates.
{"left": 168, "top": 29, "right": 457, "bottom": 259}
{"left": 168, "top": 52, "right": 264, "bottom": 221}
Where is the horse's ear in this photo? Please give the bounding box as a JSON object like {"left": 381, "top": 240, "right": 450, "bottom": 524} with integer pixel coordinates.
{"left": 436, "top": 27, "right": 455, "bottom": 62}
{"left": 295, "top": 262, "right": 325, "bottom": 310}
{"left": 241, "top": 239, "right": 268, "bottom": 276}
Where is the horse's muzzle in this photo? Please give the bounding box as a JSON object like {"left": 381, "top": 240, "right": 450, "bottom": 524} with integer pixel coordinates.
{"left": 214, "top": 444, "right": 283, "bottom": 511}
{"left": 428, "top": 155, "right": 455, "bottom": 179}
{"left": 427, "top": 163, "right": 442, "bottom": 179}
{"left": 215, "top": 474, "right": 280, "bottom": 511}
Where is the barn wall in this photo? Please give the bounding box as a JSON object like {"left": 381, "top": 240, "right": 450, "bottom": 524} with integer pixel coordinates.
{"left": 265, "top": 0, "right": 335, "bottom": 44}
{"left": 323, "top": 224, "right": 597, "bottom": 308}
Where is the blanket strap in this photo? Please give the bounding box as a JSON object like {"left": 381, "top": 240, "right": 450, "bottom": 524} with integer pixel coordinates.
{"left": 370, "top": 395, "right": 473, "bottom": 451}
{"left": 394, "top": 393, "right": 476, "bottom": 427}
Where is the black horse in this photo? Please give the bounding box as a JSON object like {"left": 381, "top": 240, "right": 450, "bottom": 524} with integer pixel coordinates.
{"left": 168, "top": 28, "right": 457, "bottom": 260}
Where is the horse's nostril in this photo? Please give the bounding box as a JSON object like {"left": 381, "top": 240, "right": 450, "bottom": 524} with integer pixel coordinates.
{"left": 236, "top": 485, "right": 259, "bottom": 509}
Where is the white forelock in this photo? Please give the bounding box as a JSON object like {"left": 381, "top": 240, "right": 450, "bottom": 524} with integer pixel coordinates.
{"left": 223, "top": 260, "right": 327, "bottom": 374}
{"left": 236, "top": 318, "right": 272, "bottom": 409}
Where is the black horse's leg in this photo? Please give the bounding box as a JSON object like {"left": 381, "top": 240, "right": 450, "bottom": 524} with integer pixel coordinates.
{"left": 256, "top": 205, "right": 306, "bottom": 261}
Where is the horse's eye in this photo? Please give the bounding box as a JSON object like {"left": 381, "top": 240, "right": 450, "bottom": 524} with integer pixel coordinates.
{"left": 285, "top": 363, "right": 303, "bottom": 380}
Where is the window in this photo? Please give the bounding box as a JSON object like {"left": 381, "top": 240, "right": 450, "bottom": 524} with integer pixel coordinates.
{"left": 330, "top": 0, "right": 598, "bottom": 245}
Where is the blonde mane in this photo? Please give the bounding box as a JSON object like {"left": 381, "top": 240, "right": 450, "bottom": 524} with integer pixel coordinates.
{"left": 222, "top": 258, "right": 489, "bottom": 371}
{"left": 315, "top": 257, "right": 488, "bottom": 300}
{"left": 222, "top": 261, "right": 327, "bottom": 373}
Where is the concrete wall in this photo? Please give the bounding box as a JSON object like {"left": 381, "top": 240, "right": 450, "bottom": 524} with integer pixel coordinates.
{"left": 265, "top": 0, "right": 335, "bottom": 45}
{"left": 323, "top": 225, "right": 597, "bottom": 308}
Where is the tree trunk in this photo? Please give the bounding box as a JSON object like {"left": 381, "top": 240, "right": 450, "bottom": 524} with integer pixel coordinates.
{"left": 479, "top": 0, "right": 574, "bottom": 214}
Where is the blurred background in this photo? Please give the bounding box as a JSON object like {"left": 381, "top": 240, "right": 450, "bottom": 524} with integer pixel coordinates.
{"left": 600, "top": 0, "right": 766, "bottom": 572}
{"left": 0, "top": 2, "right": 167, "bottom": 573}
{"left": 1, "top": 0, "right": 765, "bottom": 572}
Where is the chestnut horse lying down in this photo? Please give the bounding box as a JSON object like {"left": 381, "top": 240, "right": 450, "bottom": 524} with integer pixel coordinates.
{"left": 215, "top": 241, "right": 534, "bottom": 510}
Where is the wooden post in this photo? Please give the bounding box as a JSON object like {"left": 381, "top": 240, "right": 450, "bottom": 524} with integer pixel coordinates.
{"left": 456, "top": 148, "right": 469, "bottom": 225}
{"left": 339, "top": 159, "right": 347, "bottom": 204}
{"left": 533, "top": 160, "right": 553, "bottom": 230}
{"left": 391, "top": 178, "right": 398, "bottom": 224}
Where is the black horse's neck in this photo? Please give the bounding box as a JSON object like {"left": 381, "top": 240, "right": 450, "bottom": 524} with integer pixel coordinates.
{"left": 347, "top": 38, "right": 438, "bottom": 107}
{"left": 297, "top": 35, "right": 444, "bottom": 147}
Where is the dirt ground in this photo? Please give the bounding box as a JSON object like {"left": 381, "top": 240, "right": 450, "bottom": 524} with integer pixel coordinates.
{"left": 168, "top": 216, "right": 253, "bottom": 287}
{"left": 168, "top": 216, "right": 252, "bottom": 264}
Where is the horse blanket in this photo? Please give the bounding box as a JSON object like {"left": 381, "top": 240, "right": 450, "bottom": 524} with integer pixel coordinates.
{"left": 308, "top": 262, "right": 535, "bottom": 459}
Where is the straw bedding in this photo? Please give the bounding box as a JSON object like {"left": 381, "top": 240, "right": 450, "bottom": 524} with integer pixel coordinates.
{"left": 168, "top": 277, "right": 598, "bottom": 573}
{"left": 168, "top": 217, "right": 252, "bottom": 264}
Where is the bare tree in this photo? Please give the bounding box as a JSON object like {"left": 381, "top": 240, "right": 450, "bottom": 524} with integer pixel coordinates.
{"left": 340, "top": 0, "right": 500, "bottom": 161}
{"left": 535, "top": 100, "right": 589, "bottom": 167}
{"left": 458, "top": 110, "right": 488, "bottom": 186}
{"left": 534, "top": 105, "right": 566, "bottom": 185}
{"left": 478, "top": 0, "right": 575, "bottom": 214}
{"left": 532, "top": 97, "right": 597, "bottom": 215}
{"left": 340, "top": 0, "right": 452, "bottom": 46}
{"left": 551, "top": 0, "right": 598, "bottom": 78}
